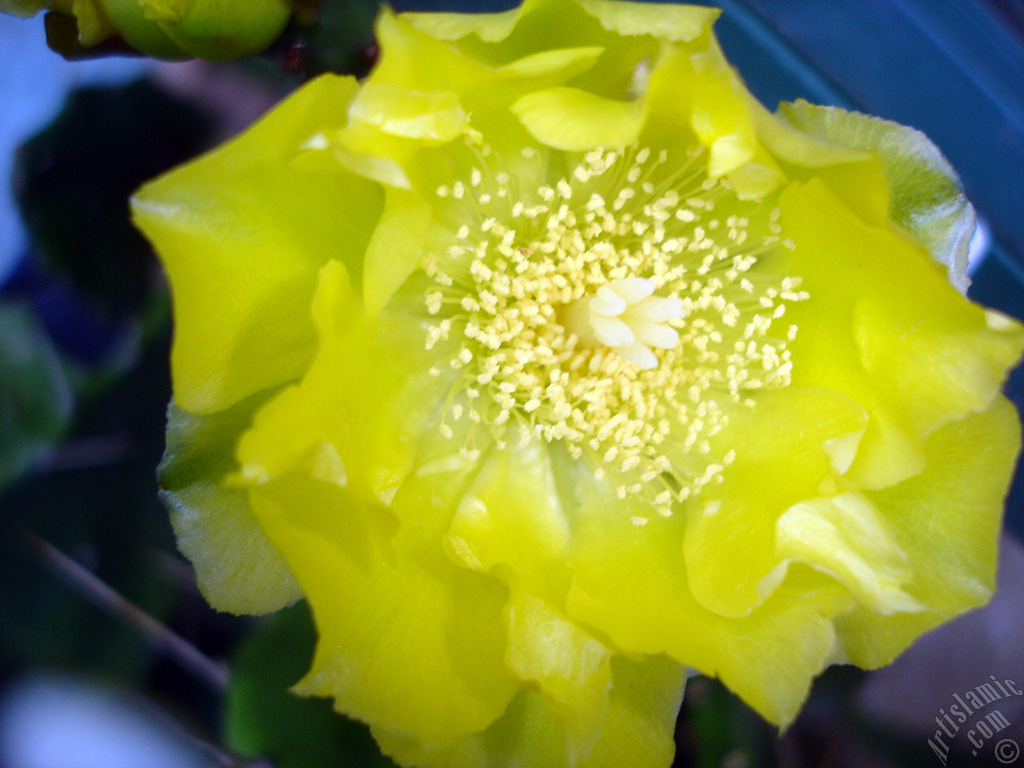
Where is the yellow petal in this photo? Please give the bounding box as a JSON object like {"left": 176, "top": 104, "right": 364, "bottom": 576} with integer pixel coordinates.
{"left": 780, "top": 178, "right": 1024, "bottom": 488}
{"left": 774, "top": 493, "right": 923, "bottom": 614}
{"left": 837, "top": 396, "right": 1020, "bottom": 667}
{"left": 362, "top": 188, "right": 433, "bottom": 317}
{"left": 565, "top": 471, "right": 853, "bottom": 726}
{"left": 512, "top": 87, "right": 644, "bottom": 150}
{"left": 445, "top": 441, "right": 571, "bottom": 601}
{"left": 779, "top": 100, "right": 977, "bottom": 291}
{"left": 682, "top": 387, "right": 868, "bottom": 618}
{"left": 377, "top": 654, "right": 684, "bottom": 768}
{"left": 251, "top": 474, "right": 517, "bottom": 747}
{"left": 504, "top": 590, "right": 612, "bottom": 759}
{"left": 132, "top": 75, "right": 383, "bottom": 414}
{"left": 577, "top": 0, "right": 718, "bottom": 42}
{"left": 350, "top": 85, "right": 468, "bottom": 143}
{"left": 403, "top": 5, "right": 521, "bottom": 44}
{"left": 236, "top": 261, "right": 457, "bottom": 505}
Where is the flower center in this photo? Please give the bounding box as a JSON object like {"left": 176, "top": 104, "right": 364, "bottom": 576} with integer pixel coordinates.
{"left": 424, "top": 141, "right": 805, "bottom": 519}
{"left": 561, "top": 277, "right": 686, "bottom": 369}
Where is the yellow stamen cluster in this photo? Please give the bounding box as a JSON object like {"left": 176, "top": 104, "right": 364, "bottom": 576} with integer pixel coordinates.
{"left": 424, "top": 143, "right": 806, "bottom": 519}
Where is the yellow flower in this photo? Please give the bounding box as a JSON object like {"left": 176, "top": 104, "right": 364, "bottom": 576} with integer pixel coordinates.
{"left": 134, "top": 0, "right": 1024, "bottom": 765}
{"left": 1, "top": 0, "right": 295, "bottom": 59}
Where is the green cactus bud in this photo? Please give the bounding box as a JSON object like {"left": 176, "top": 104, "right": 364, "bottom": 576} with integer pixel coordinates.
{"left": 133, "top": 0, "right": 292, "bottom": 60}
{"left": 1, "top": 0, "right": 295, "bottom": 60}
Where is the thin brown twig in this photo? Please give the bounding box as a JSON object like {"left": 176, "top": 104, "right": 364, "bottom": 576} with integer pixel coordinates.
{"left": 23, "top": 528, "right": 230, "bottom": 693}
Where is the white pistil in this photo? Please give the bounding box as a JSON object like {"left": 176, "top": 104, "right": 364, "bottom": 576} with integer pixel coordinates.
{"left": 565, "top": 277, "right": 686, "bottom": 369}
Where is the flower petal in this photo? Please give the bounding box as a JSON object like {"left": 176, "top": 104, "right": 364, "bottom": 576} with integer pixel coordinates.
{"left": 132, "top": 75, "right": 383, "bottom": 413}
{"left": 565, "top": 472, "right": 853, "bottom": 726}
{"left": 236, "top": 260, "right": 457, "bottom": 504}
{"left": 160, "top": 396, "right": 300, "bottom": 614}
{"left": 445, "top": 441, "right": 571, "bottom": 601}
{"left": 577, "top": 0, "right": 718, "bottom": 42}
{"left": 362, "top": 188, "right": 433, "bottom": 317}
{"left": 250, "top": 473, "right": 517, "bottom": 748}
{"left": 504, "top": 590, "right": 612, "bottom": 758}
{"left": 376, "top": 654, "right": 684, "bottom": 768}
{"left": 837, "top": 396, "right": 1020, "bottom": 667}
{"left": 349, "top": 85, "right": 468, "bottom": 143}
{"left": 403, "top": 5, "right": 522, "bottom": 44}
{"left": 512, "top": 87, "right": 645, "bottom": 150}
{"left": 773, "top": 492, "right": 923, "bottom": 614}
{"left": 681, "top": 387, "right": 869, "bottom": 618}
{"left": 642, "top": 35, "right": 757, "bottom": 178}
{"left": 780, "top": 178, "right": 1024, "bottom": 488}
{"left": 778, "top": 100, "right": 977, "bottom": 291}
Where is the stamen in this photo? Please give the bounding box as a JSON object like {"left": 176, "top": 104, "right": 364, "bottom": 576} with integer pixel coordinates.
{"left": 423, "top": 143, "right": 804, "bottom": 512}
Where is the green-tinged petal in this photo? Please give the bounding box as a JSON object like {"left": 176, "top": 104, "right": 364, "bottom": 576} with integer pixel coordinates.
{"left": 371, "top": 8, "right": 613, "bottom": 148}
{"left": 233, "top": 382, "right": 349, "bottom": 490}
{"left": 231, "top": 262, "right": 358, "bottom": 489}
{"left": 580, "top": 655, "right": 683, "bottom": 768}
{"left": 682, "top": 387, "right": 868, "bottom": 618}
{"left": 837, "top": 397, "right": 1020, "bottom": 667}
{"left": 374, "top": 8, "right": 484, "bottom": 92}
{"left": 855, "top": 299, "right": 1024, "bottom": 436}
{"left": 250, "top": 473, "right": 517, "bottom": 747}
{"left": 780, "top": 178, "right": 1023, "bottom": 488}
{"left": 165, "top": 484, "right": 301, "bottom": 614}
{"left": 566, "top": 474, "right": 853, "bottom": 726}
{"left": 577, "top": 0, "right": 718, "bottom": 42}
{"left": 133, "top": 75, "right": 383, "bottom": 414}
{"left": 497, "top": 46, "right": 604, "bottom": 78}
{"left": 69, "top": 0, "right": 114, "bottom": 45}
{"left": 751, "top": 97, "right": 869, "bottom": 168}
{"left": 512, "top": 87, "right": 644, "bottom": 150}
{"left": 160, "top": 396, "right": 300, "bottom": 614}
{"left": 405, "top": 0, "right": 607, "bottom": 68}
{"left": 445, "top": 441, "right": 571, "bottom": 601}
{"left": 751, "top": 96, "right": 892, "bottom": 222}
{"left": 778, "top": 100, "right": 976, "bottom": 291}
{"left": 684, "top": 36, "right": 756, "bottom": 177}
{"left": 378, "top": 654, "right": 683, "bottom": 768}
{"left": 379, "top": 691, "right": 566, "bottom": 768}
{"left": 297, "top": 122, "right": 414, "bottom": 190}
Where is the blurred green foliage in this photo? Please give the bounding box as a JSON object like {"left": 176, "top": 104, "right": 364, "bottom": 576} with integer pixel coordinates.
{"left": 0, "top": 303, "right": 71, "bottom": 487}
